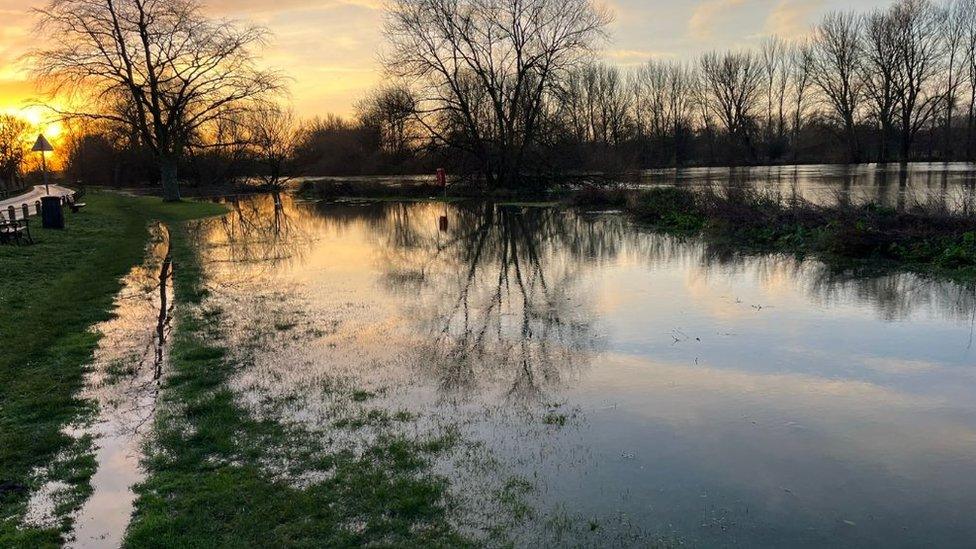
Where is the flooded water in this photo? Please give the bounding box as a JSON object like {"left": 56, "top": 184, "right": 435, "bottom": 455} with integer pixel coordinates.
{"left": 69, "top": 223, "right": 172, "bottom": 548}
{"left": 637, "top": 162, "right": 976, "bottom": 211}
{"left": 186, "top": 189, "right": 976, "bottom": 548}
{"left": 296, "top": 163, "right": 976, "bottom": 211}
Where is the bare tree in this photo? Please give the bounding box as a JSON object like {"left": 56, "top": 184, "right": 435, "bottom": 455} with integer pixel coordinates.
{"left": 0, "top": 115, "right": 31, "bottom": 192}
{"left": 582, "top": 63, "right": 631, "bottom": 147}
{"left": 632, "top": 61, "right": 670, "bottom": 143}
{"left": 699, "top": 50, "right": 764, "bottom": 160}
{"left": 862, "top": 7, "right": 901, "bottom": 162}
{"left": 940, "top": 0, "right": 970, "bottom": 157}
{"left": 631, "top": 60, "right": 695, "bottom": 165}
{"left": 891, "top": 0, "right": 946, "bottom": 160}
{"left": 811, "top": 11, "right": 865, "bottom": 162}
{"left": 789, "top": 40, "right": 816, "bottom": 162}
{"left": 761, "top": 36, "right": 791, "bottom": 157}
{"left": 30, "top": 0, "right": 282, "bottom": 201}
{"left": 554, "top": 69, "right": 591, "bottom": 143}
{"left": 962, "top": 0, "right": 976, "bottom": 157}
{"left": 247, "top": 105, "right": 300, "bottom": 188}
{"left": 383, "top": 0, "right": 611, "bottom": 187}
{"left": 356, "top": 84, "right": 419, "bottom": 157}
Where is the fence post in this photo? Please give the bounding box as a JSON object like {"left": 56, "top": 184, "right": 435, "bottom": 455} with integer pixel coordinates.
{"left": 22, "top": 203, "right": 29, "bottom": 219}
{"left": 7, "top": 205, "right": 15, "bottom": 221}
{"left": 35, "top": 201, "right": 41, "bottom": 215}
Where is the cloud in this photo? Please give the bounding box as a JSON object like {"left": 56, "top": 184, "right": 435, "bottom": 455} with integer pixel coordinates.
{"left": 602, "top": 48, "right": 676, "bottom": 66}
{"left": 765, "top": 0, "right": 822, "bottom": 37}
{"left": 861, "top": 357, "right": 944, "bottom": 375}
{"left": 689, "top": 0, "right": 748, "bottom": 39}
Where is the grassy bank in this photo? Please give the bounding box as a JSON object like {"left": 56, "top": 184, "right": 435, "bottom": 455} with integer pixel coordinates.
{"left": 0, "top": 192, "right": 226, "bottom": 547}
{"left": 572, "top": 186, "right": 976, "bottom": 279}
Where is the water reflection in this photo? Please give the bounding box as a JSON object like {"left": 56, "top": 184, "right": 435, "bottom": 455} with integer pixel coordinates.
{"left": 636, "top": 162, "right": 976, "bottom": 211}
{"left": 189, "top": 193, "right": 976, "bottom": 547}
{"left": 67, "top": 223, "right": 173, "bottom": 548}
{"left": 203, "top": 192, "right": 317, "bottom": 273}
{"left": 387, "top": 204, "right": 601, "bottom": 402}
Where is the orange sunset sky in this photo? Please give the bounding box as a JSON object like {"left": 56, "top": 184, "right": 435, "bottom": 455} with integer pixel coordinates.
{"left": 0, "top": 0, "right": 894, "bottom": 132}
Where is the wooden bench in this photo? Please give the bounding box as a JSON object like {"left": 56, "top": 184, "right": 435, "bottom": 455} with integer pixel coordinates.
{"left": 64, "top": 194, "right": 87, "bottom": 213}
{"left": 0, "top": 218, "right": 32, "bottom": 245}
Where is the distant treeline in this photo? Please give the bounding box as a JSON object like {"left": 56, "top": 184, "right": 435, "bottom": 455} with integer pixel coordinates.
{"left": 21, "top": 0, "right": 976, "bottom": 193}
{"left": 375, "top": 0, "right": 976, "bottom": 177}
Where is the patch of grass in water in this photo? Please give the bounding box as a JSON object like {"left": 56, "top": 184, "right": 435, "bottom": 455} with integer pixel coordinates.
{"left": 543, "top": 412, "right": 569, "bottom": 427}
{"left": 351, "top": 389, "right": 376, "bottom": 402}
{"left": 497, "top": 477, "right": 535, "bottom": 522}
{"left": 273, "top": 320, "right": 299, "bottom": 332}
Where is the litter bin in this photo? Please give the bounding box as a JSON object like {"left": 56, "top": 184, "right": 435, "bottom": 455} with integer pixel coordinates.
{"left": 41, "top": 196, "right": 65, "bottom": 229}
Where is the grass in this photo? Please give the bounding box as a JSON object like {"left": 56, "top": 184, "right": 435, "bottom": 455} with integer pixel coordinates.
{"left": 0, "top": 192, "right": 226, "bottom": 548}
{"left": 123, "top": 219, "right": 471, "bottom": 547}
{"left": 572, "top": 185, "right": 976, "bottom": 279}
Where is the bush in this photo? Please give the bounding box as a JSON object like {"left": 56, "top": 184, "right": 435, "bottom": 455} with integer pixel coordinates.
{"left": 629, "top": 187, "right": 701, "bottom": 228}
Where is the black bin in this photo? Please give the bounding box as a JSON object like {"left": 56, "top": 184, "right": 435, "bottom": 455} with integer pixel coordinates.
{"left": 41, "top": 196, "right": 65, "bottom": 229}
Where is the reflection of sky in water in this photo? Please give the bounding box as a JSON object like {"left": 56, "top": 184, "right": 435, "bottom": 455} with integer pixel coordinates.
{"left": 193, "top": 192, "right": 976, "bottom": 547}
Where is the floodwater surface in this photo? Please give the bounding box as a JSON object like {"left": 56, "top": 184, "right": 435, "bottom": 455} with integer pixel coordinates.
{"left": 71, "top": 223, "right": 172, "bottom": 548}
{"left": 188, "top": 189, "right": 976, "bottom": 547}
{"left": 639, "top": 162, "right": 976, "bottom": 210}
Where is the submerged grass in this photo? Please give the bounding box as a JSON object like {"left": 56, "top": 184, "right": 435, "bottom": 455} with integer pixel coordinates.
{"left": 124, "top": 219, "right": 471, "bottom": 547}
{"left": 572, "top": 185, "right": 976, "bottom": 279}
{"left": 0, "top": 192, "right": 226, "bottom": 547}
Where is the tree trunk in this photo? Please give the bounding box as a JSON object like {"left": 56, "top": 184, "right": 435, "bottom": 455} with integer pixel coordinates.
{"left": 846, "top": 121, "right": 860, "bottom": 164}
{"left": 945, "top": 111, "right": 955, "bottom": 161}
{"left": 900, "top": 116, "right": 912, "bottom": 162}
{"left": 160, "top": 156, "right": 180, "bottom": 202}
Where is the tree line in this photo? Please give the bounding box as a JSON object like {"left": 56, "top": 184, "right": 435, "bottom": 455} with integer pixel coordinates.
{"left": 376, "top": 0, "right": 976, "bottom": 182}
{"left": 17, "top": 0, "right": 976, "bottom": 198}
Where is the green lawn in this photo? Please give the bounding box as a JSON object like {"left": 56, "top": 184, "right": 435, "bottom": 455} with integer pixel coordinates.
{"left": 0, "top": 192, "right": 226, "bottom": 547}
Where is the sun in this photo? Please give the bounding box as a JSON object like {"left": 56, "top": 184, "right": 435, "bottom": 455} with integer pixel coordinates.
{"left": 1, "top": 105, "right": 65, "bottom": 140}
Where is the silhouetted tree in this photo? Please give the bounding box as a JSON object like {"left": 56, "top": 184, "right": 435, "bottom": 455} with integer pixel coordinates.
{"left": 699, "top": 50, "right": 764, "bottom": 161}
{"left": 31, "top": 0, "right": 282, "bottom": 200}
{"left": 383, "top": 0, "right": 611, "bottom": 187}
{"left": 811, "top": 11, "right": 866, "bottom": 162}
{"left": 0, "top": 115, "right": 31, "bottom": 192}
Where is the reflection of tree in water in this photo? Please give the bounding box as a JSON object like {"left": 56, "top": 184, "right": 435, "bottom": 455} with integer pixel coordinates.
{"left": 687, "top": 239, "right": 976, "bottom": 323}
{"left": 191, "top": 194, "right": 976, "bottom": 400}
{"left": 87, "top": 222, "right": 174, "bottom": 435}
{"left": 374, "top": 203, "right": 617, "bottom": 404}
{"left": 317, "top": 200, "right": 976, "bottom": 400}
{"left": 664, "top": 164, "right": 976, "bottom": 210}
{"left": 194, "top": 193, "right": 320, "bottom": 281}
{"left": 807, "top": 267, "right": 976, "bottom": 324}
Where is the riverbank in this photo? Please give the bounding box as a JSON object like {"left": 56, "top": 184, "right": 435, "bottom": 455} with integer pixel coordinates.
{"left": 0, "top": 193, "right": 226, "bottom": 547}
{"left": 571, "top": 186, "right": 976, "bottom": 280}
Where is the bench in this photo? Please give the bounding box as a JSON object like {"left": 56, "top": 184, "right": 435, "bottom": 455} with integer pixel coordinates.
{"left": 64, "top": 193, "right": 87, "bottom": 213}
{"left": 0, "top": 218, "right": 32, "bottom": 245}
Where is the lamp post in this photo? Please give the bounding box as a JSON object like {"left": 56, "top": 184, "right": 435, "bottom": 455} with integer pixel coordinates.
{"left": 32, "top": 134, "right": 54, "bottom": 195}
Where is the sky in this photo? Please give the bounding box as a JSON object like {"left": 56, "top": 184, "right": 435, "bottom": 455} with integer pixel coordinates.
{"left": 0, "top": 0, "right": 895, "bottom": 127}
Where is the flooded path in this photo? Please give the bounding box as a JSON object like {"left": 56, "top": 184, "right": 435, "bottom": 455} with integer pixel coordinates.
{"left": 68, "top": 223, "right": 173, "bottom": 547}
{"left": 182, "top": 191, "right": 976, "bottom": 547}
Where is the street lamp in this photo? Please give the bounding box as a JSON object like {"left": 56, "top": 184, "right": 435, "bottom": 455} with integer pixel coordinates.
{"left": 32, "top": 134, "right": 54, "bottom": 195}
